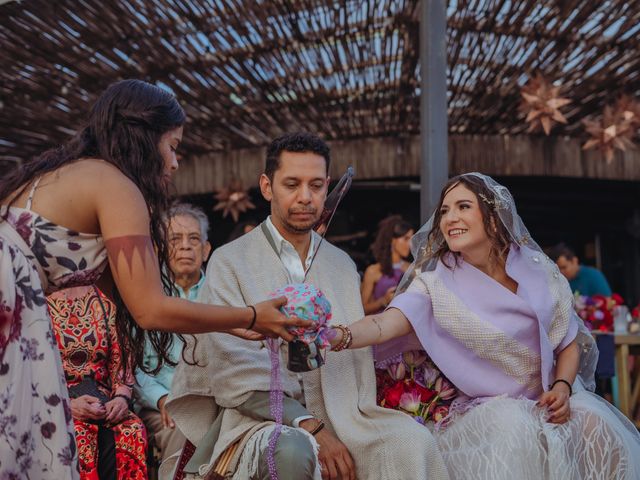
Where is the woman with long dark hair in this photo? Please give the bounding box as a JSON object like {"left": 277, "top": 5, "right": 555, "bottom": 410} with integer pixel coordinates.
{"left": 360, "top": 215, "right": 414, "bottom": 314}
{"left": 0, "top": 79, "right": 308, "bottom": 478}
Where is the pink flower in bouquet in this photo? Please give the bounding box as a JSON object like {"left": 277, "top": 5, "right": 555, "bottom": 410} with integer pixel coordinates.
{"left": 409, "top": 380, "right": 437, "bottom": 404}
{"left": 435, "top": 377, "right": 457, "bottom": 400}
{"left": 403, "top": 350, "right": 427, "bottom": 368}
{"left": 387, "top": 362, "right": 406, "bottom": 381}
{"left": 383, "top": 381, "right": 405, "bottom": 408}
{"left": 432, "top": 405, "right": 449, "bottom": 423}
{"left": 399, "top": 391, "right": 422, "bottom": 414}
{"left": 612, "top": 293, "right": 625, "bottom": 305}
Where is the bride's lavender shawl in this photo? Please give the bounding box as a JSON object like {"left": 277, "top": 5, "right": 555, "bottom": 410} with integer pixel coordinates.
{"left": 375, "top": 246, "right": 582, "bottom": 400}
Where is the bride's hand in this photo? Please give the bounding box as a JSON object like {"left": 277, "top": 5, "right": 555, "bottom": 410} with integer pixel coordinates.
{"left": 252, "top": 297, "right": 313, "bottom": 342}
{"left": 537, "top": 385, "right": 571, "bottom": 424}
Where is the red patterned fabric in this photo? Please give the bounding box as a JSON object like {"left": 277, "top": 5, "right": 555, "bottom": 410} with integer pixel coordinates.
{"left": 47, "top": 286, "right": 147, "bottom": 479}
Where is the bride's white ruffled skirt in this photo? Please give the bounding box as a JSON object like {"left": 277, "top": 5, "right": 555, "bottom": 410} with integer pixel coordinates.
{"left": 435, "top": 392, "right": 640, "bottom": 479}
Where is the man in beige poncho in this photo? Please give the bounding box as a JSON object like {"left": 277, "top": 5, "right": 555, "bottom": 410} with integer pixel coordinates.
{"left": 165, "top": 132, "right": 449, "bottom": 480}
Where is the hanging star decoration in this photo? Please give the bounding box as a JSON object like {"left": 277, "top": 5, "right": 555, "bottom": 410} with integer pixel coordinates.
{"left": 520, "top": 73, "right": 571, "bottom": 135}
{"left": 582, "top": 97, "right": 639, "bottom": 163}
{"left": 614, "top": 95, "right": 640, "bottom": 130}
{"left": 213, "top": 181, "right": 256, "bottom": 222}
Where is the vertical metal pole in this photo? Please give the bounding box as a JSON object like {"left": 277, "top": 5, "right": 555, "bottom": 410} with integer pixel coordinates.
{"left": 420, "top": 0, "right": 449, "bottom": 222}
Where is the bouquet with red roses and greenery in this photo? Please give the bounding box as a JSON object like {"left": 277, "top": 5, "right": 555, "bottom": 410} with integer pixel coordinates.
{"left": 375, "top": 350, "right": 457, "bottom": 425}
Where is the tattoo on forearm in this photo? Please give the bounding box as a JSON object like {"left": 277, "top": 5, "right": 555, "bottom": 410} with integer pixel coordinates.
{"left": 104, "top": 235, "right": 155, "bottom": 277}
{"left": 372, "top": 316, "right": 383, "bottom": 339}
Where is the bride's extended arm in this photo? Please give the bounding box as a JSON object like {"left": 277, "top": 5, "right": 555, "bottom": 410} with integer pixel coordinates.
{"left": 330, "top": 307, "right": 413, "bottom": 350}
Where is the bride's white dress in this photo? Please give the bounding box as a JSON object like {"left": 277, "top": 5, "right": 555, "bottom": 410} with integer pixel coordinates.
{"left": 435, "top": 389, "right": 639, "bottom": 479}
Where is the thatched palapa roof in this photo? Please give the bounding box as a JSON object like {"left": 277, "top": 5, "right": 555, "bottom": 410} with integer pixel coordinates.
{"left": 1, "top": 0, "right": 639, "bottom": 181}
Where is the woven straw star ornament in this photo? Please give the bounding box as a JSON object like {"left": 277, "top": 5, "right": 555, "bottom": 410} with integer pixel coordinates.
{"left": 520, "top": 73, "right": 571, "bottom": 135}
{"left": 582, "top": 97, "right": 639, "bottom": 163}
{"left": 213, "top": 181, "right": 256, "bottom": 222}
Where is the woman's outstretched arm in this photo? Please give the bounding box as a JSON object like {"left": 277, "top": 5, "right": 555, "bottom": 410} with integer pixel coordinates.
{"left": 329, "top": 307, "right": 413, "bottom": 350}
{"left": 94, "top": 165, "right": 309, "bottom": 341}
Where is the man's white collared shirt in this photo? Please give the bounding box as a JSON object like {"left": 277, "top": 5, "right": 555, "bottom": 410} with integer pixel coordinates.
{"left": 265, "top": 216, "right": 315, "bottom": 283}
{"left": 264, "top": 216, "right": 317, "bottom": 427}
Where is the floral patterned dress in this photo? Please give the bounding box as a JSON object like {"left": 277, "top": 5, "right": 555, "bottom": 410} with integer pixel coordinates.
{"left": 47, "top": 287, "right": 147, "bottom": 480}
{"left": 0, "top": 180, "right": 109, "bottom": 479}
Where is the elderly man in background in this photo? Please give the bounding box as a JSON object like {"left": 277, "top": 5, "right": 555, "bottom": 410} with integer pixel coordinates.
{"left": 134, "top": 202, "right": 212, "bottom": 466}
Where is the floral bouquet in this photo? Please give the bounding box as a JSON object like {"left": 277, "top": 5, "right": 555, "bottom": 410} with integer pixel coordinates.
{"left": 574, "top": 293, "right": 624, "bottom": 332}
{"left": 375, "top": 350, "right": 457, "bottom": 425}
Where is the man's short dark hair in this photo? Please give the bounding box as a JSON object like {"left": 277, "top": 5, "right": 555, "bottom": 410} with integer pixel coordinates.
{"left": 265, "top": 132, "right": 331, "bottom": 181}
{"left": 548, "top": 242, "right": 576, "bottom": 262}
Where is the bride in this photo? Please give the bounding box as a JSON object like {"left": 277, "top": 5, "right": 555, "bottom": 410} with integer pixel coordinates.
{"left": 328, "top": 172, "right": 640, "bottom": 479}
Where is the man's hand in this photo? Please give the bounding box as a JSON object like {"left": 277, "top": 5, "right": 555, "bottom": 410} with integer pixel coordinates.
{"left": 104, "top": 396, "right": 129, "bottom": 426}
{"left": 157, "top": 394, "right": 176, "bottom": 429}
{"left": 70, "top": 395, "right": 106, "bottom": 422}
{"left": 537, "top": 383, "right": 571, "bottom": 424}
{"left": 300, "top": 419, "right": 356, "bottom": 480}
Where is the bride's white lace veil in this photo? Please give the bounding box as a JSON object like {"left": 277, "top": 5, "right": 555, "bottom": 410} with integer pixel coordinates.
{"left": 396, "top": 172, "right": 598, "bottom": 392}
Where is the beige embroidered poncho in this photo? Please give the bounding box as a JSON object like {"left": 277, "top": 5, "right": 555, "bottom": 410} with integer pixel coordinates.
{"left": 167, "top": 225, "right": 449, "bottom": 479}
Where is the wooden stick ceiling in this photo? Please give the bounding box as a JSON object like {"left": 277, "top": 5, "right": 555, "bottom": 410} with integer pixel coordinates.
{"left": 1, "top": 0, "right": 639, "bottom": 166}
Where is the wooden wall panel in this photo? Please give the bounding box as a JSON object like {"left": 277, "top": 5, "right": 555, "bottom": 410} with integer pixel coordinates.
{"left": 174, "top": 134, "right": 640, "bottom": 194}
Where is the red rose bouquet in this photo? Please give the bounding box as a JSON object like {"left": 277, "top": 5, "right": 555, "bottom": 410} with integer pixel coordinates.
{"left": 574, "top": 293, "right": 624, "bottom": 332}
{"left": 375, "top": 350, "right": 457, "bottom": 425}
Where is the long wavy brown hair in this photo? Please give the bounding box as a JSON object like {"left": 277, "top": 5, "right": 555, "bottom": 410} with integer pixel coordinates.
{"left": 427, "top": 174, "right": 512, "bottom": 269}
{"left": 371, "top": 215, "right": 413, "bottom": 276}
{"left": 0, "top": 79, "right": 186, "bottom": 375}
